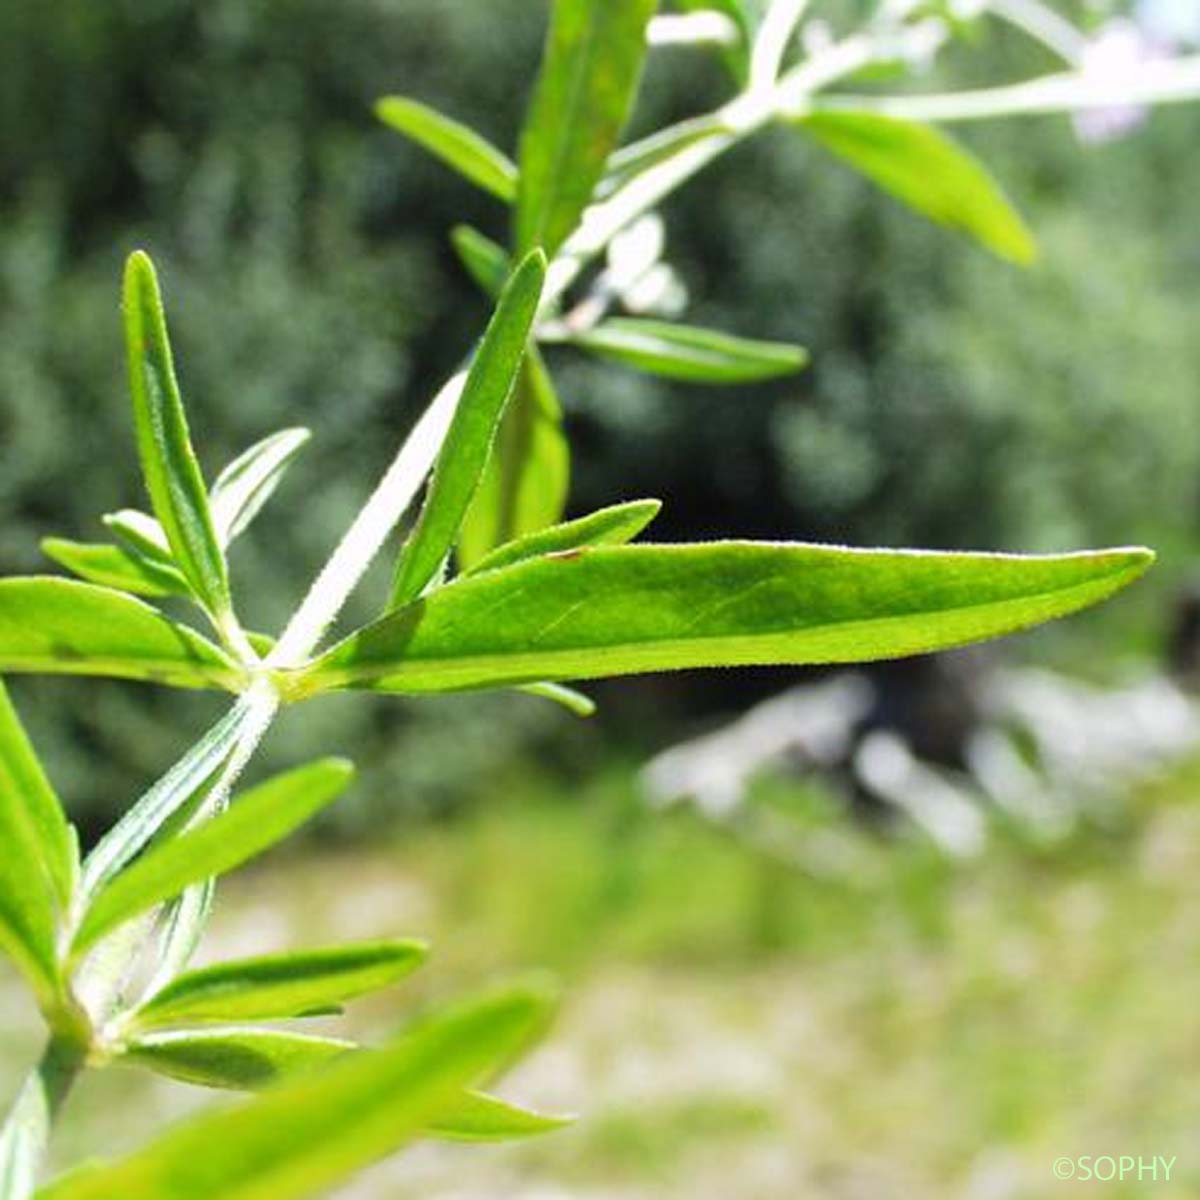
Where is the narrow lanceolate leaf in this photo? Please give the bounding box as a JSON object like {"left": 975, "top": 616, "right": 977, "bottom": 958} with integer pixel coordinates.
{"left": 80, "top": 697, "right": 257, "bottom": 897}
{"left": 515, "top": 0, "right": 659, "bottom": 257}
{"left": 74, "top": 759, "right": 355, "bottom": 955}
{"left": 572, "top": 319, "right": 809, "bottom": 383}
{"left": 450, "top": 226, "right": 511, "bottom": 299}
{"left": 0, "top": 683, "right": 68, "bottom": 1004}
{"left": 103, "top": 509, "right": 174, "bottom": 567}
{"left": 794, "top": 111, "right": 1037, "bottom": 265}
{"left": 210, "top": 429, "right": 311, "bottom": 546}
{"left": 132, "top": 941, "right": 428, "bottom": 1031}
{"left": 430, "top": 1090, "right": 574, "bottom": 1142}
{"left": 0, "top": 681, "right": 74, "bottom": 908}
{"left": 516, "top": 683, "right": 596, "bottom": 717}
{"left": 38, "top": 983, "right": 556, "bottom": 1200}
{"left": 0, "top": 578, "right": 242, "bottom": 691}
{"left": 376, "top": 97, "right": 518, "bottom": 203}
{"left": 123, "top": 251, "right": 231, "bottom": 616}
{"left": 467, "top": 499, "right": 661, "bottom": 575}
{"left": 287, "top": 544, "right": 1153, "bottom": 699}
{"left": 457, "top": 345, "right": 570, "bottom": 569}
{"left": 41, "top": 538, "right": 189, "bottom": 599}
{"left": 388, "top": 251, "right": 546, "bottom": 609}
{"left": 119, "top": 1030, "right": 353, "bottom": 1092}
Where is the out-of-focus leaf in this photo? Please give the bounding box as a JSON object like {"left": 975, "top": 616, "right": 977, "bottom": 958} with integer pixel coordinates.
{"left": 572, "top": 319, "right": 808, "bottom": 383}
{"left": 37, "top": 982, "right": 556, "bottom": 1200}
{"left": 288, "top": 544, "right": 1153, "bottom": 699}
{"left": 675, "top": 0, "right": 754, "bottom": 81}
{"left": 74, "top": 759, "right": 355, "bottom": 955}
{"left": 794, "top": 111, "right": 1037, "bottom": 265}
{"left": 41, "top": 539, "right": 188, "bottom": 599}
{"left": 450, "top": 226, "right": 511, "bottom": 299}
{"left": 516, "top": 683, "right": 596, "bottom": 717}
{"left": 600, "top": 114, "right": 729, "bottom": 197}
{"left": 515, "top": 0, "right": 658, "bottom": 257}
{"left": 457, "top": 346, "right": 570, "bottom": 569}
{"left": 133, "top": 941, "right": 428, "bottom": 1030}
{"left": 123, "top": 252, "right": 231, "bottom": 617}
{"left": 210, "top": 429, "right": 311, "bottom": 546}
{"left": 388, "top": 251, "right": 545, "bottom": 609}
{"left": 0, "top": 682, "right": 69, "bottom": 1005}
{"left": 467, "top": 499, "right": 661, "bottom": 575}
{"left": 0, "top": 578, "right": 242, "bottom": 691}
{"left": 376, "top": 97, "right": 518, "bottom": 203}
{"left": 430, "top": 1090, "right": 574, "bottom": 1142}
{"left": 119, "top": 1030, "right": 353, "bottom": 1092}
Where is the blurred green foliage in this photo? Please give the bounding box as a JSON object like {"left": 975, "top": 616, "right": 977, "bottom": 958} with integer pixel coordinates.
{"left": 1, "top": 0, "right": 1198, "bottom": 830}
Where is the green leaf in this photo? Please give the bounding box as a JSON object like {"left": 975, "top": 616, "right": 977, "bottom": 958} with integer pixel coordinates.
{"left": 516, "top": 682, "right": 596, "bottom": 717}
{"left": 74, "top": 759, "right": 355, "bottom": 956}
{"left": 515, "top": 0, "right": 658, "bottom": 257}
{"left": 210, "top": 429, "right": 311, "bottom": 546}
{"left": 450, "top": 225, "right": 511, "bottom": 299}
{"left": 123, "top": 251, "right": 231, "bottom": 616}
{"left": 467, "top": 499, "right": 661, "bottom": 575}
{"left": 37, "top": 982, "right": 556, "bottom": 1200}
{"left": 0, "top": 578, "right": 242, "bottom": 691}
{"left": 376, "top": 97, "right": 518, "bottom": 203}
{"left": 119, "top": 1029, "right": 353, "bottom": 1092}
{"left": 457, "top": 345, "right": 570, "bottom": 568}
{"left": 103, "top": 509, "right": 175, "bottom": 567}
{"left": 388, "top": 251, "right": 546, "bottom": 609}
{"left": 430, "top": 1089, "right": 573, "bottom": 1142}
{"left": 0, "top": 681, "right": 74, "bottom": 909}
{"left": 0, "top": 682, "right": 68, "bottom": 1004}
{"left": 287, "top": 543, "right": 1153, "bottom": 699}
{"left": 794, "top": 111, "right": 1037, "bottom": 265}
{"left": 132, "top": 941, "right": 428, "bottom": 1030}
{"left": 572, "top": 319, "right": 809, "bottom": 383}
{"left": 41, "top": 538, "right": 189, "bottom": 599}
{"left": 79, "top": 696, "right": 257, "bottom": 896}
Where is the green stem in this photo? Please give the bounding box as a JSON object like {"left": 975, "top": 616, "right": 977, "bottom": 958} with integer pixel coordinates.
{"left": 0, "top": 1037, "right": 86, "bottom": 1200}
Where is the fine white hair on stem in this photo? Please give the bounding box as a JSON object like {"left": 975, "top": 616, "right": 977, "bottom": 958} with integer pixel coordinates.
{"left": 269, "top": 370, "right": 467, "bottom": 666}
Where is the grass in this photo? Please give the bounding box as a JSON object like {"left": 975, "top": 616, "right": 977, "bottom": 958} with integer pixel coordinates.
{"left": 4, "top": 753, "right": 1200, "bottom": 1197}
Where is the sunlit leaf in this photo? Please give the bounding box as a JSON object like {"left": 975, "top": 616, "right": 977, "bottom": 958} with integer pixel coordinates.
{"left": 572, "top": 319, "right": 808, "bottom": 383}
{"left": 38, "top": 982, "right": 556, "bottom": 1200}
{"left": 450, "top": 226, "right": 511, "bottom": 299}
{"left": 123, "top": 252, "right": 231, "bottom": 617}
{"left": 0, "top": 681, "right": 74, "bottom": 909}
{"left": 132, "top": 941, "right": 428, "bottom": 1030}
{"left": 430, "top": 1089, "right": 574, "bottom": 1142}
{"left": 102, "top": 509, "right": 174, "bottom": 567}
{"left": 457, "top": 345, "right": 570, "bottom": 568}
{"left": 119, "top": 1029, "right": 353, "bottom": 1092}
{"left": 41, "top": 538, "right": 188, "bottom": 599}
{"left": 287, "top": 544, "right": 1153, "bottom": 699}
{"left": 515, "top": 0, "right": 658, "bottom": 257}
{"left": 794, "top": 111, "right": 1037, "bottom": 265}
{"left": 388, "top": 251, "right": 545, "bottom": 609}
{"left": 74, "top": 759, "right": 355, "bottom": 955}
{"left": 467, "top": 499, "right": 661, "bottom": 575}
{"left": 0, "top": 578, "right": 242, "bottom": 691}
{"left": 210, "top": 429, "right": 311, "bottom": 546}
{"left": 0, "top": 682, "right": 69, "bottom": 1005}
{"left": 376, "top": 97, "right": 518, "bottom": 203}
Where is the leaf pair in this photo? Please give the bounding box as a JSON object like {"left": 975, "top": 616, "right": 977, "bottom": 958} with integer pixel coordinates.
{"left": 39, "top": 982, "right": 561, "bottom": 1200}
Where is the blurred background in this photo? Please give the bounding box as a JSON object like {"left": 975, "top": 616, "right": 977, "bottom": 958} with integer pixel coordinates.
{"left": 2, "top": 0, "right": 1200, "bottom": 1196}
